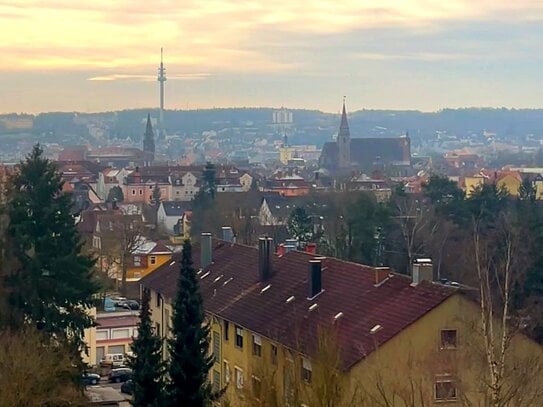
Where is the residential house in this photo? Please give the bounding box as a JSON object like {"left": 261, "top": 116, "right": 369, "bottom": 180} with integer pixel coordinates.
{"left": 157, "top": 201, "right": 192, "bottom": 234}
{"left": 123, "top": 167, "right": 171, "bottom": 204}
{"left": 265, "top": 171, "right": 310, "bottom": 197}
{"left": 258, "top": 195, "right": 298, "bottom": 226}
{"left": 170, "top": 170, "right": 200, "bottom": 201}
{"left": 127, "top": 240, "right": 179, "bottom": 281}
{"left": 141, "top": 238, "right": 543, "bottom": 405}
{"left": 496, "top": 171, "right": 522, "bottom": 197}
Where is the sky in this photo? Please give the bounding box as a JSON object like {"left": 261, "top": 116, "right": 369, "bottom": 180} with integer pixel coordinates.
{"left": 1, "top": 0, "right": 543, "bottom": 114}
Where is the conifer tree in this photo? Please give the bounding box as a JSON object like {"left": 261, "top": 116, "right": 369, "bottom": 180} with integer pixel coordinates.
{"left": 5, "top": 144, "right": 98, "bottom": 352}
{"left": 166, "top": 239, "right": 217, "bottom": 406}
{"left": 128, "top": 289, "right": 165, "bottom": 407}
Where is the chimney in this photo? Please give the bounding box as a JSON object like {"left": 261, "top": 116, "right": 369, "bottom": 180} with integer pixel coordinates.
{"left": 308, "top": 259, "right": 322, "bottom": 298}
{"left": 412, "top": 259, "right": 433, "bottom": 285}
{"left": 221, "top": 226, "right": 234, "bottom": 243}
{"left": 374, "top": 267, "right": 390, "bottom": 286}
{"left": 305, "top": 243, "right": 317, "bottom": 255}
{"left": 258, "top": 237, "right": 273, "bottom": 281}
{"left": 200, "top": 233, "right": 212, "bottom": 269}
{"left": 277, "top": 243, "right": 286, "bottom": 257}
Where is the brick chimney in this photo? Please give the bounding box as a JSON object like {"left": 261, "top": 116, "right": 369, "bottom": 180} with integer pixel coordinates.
{"left": 258, "top": 237, "right": 273, "bottom": 281}
{"left": 200, "top": 233, "right": 212, "bottom": 269}
{"left": 305, "top": 243, "right": 317, "bottom": 255}
{"left": 374, "top": 267, "right": 390, "bottom": 286}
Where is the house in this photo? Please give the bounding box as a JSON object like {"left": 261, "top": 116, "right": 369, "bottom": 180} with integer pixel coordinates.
{"left": 170, "top": 170, "right": 200, "bottom": 201}
{"left": 123, "top": 167, "right": 171, "bottom": 204}
{"left": 157, "top": 201, "right": 192, "bottom": 234}
{"left": 141, "top": 238, "right": 543, "bottom": 405}
{"left": 264, "top": 171, "right": 310, "bottom": 197}
{"left": 126, "top": 240, "right": 178, "bottom": 281}
{"left": 496, "top": 171, "right": 522, "bottom": 197}
{"left": 258, "top": 195, "right": 298, "bottom": 226}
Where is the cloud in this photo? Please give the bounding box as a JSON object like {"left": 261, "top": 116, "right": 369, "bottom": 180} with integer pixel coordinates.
{"left": 2, "top": 0, "right": 543, "bottom": 74}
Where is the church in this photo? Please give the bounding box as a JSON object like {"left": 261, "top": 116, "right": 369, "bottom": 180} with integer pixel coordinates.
{"left": 319, "top": 102, "right": 411, "bottom": 175}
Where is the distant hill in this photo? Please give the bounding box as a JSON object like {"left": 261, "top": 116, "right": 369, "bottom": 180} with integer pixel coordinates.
{"left": 2, "top": 108, "right": 543, "bottom": 147}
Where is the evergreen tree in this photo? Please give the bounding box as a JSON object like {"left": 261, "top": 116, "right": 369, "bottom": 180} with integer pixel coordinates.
{"left": 106, "top": 185, "right": 124, "bottom": 203}
{"left": 5, "top": 145, "right": 98, "bottom": 352}
{"left": 166, "top": 239, "right": 217, "bottom": 407}
{"left": 202, "top": 162, "right": 217, "bottom": 200}
{"left": 287, "top": 207, "right": 313, "bottom": 243}
{"left": 129, "top": 289, "right": 165, "bottom": 407}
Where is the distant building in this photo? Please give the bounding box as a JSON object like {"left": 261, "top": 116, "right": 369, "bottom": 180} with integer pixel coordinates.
{"left": 143, "top": 113, "right": 156, "bottom": 166}
{"left": 157, "top": 201, "right": 192, "bottom": 233}
{"left": 320, "top": 101, "right": 411, "bottom": 175}
{"left": 272, "top": 107, "right": 293, "bottom": 125}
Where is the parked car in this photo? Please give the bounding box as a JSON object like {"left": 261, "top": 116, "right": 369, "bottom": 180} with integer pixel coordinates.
{"left": 82, "top": 372, "right": 100, "bottom": 386}
{"left": 118, "top": 300, "right": 140, "bottom": 310}
{"left": 120, "top": 379, "right": 134, "bottom": 395}
{"left": 109, "top": 368, "right": 132, "bottom": 383}
{"left": 100, "top": 353, "right": 127, "bottom": 367}
{"left": 110, "top": 296, "right": 127, "bottom": 306}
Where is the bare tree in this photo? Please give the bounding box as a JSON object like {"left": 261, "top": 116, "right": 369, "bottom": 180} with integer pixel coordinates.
{"left": 97, "top": 215, "right": 145, "bottom": 296}
{"left": 471, "top": 214, "right": 543, "bottom": 406}
{"left": 392, "top": 194, "right": 430, "bottom": 274}
{"left": 0, "top": 328, "right": 87, "bottom": 406}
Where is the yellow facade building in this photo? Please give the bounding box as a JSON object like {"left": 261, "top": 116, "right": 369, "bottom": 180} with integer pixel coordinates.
{"left": 141, "top": 238, "right": 543, "bottom": 405}
{"left": 126, "top": 241, "right": 180, "bottom": 281}
{"left": 496, "top": 172, "right": 522, "bottom": 197}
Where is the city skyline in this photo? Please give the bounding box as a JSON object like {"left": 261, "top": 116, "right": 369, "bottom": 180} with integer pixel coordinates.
{"left": 2, "top": 1, "right": 543, "bottom": 113}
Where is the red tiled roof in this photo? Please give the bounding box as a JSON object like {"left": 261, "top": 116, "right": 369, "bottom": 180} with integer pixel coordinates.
{"left": 141, "top": 241, "right": 455, "bottom": 371}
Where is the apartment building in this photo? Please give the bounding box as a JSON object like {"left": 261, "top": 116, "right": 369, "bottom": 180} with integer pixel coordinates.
{"left": 141, "top": 237, "right": 543, "bottom": 405}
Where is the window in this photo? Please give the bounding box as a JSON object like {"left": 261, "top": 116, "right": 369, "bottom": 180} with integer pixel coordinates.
{"left": 139, "top": 189, "right": 143, "bottom": 195}
{"left": 235, "top": 326, "right": 243, "bottom": 348}
{"left": 301, "top": 357, "right": 312, "bottom": 383}
{"left": 434, "top": 375, "right": 457, "bottom": 401}
{"left": 156, "top": 292, "right": 161, "bottom": 308}
{"left": 150, "top": 256, "right": 157, "bottom": 266}
{"left": 252, "top": 334, "right": 262, "bottom": 357}
{"left": 223, "top": 360, "right": 230, "bottom": 383}
{"left": 96, "top": 330, "right": 108, "bottom": 340}
{"left": 252, "top": 375, "right": 262, "bottom": 398}
{"left": 271, "top": 344, "right": 278, "bottom": 365}
{"left": 235, "top": 367, "right": 244, "bottom": 389}
{"left": 440, "top": 329, "right": 458, "bottom": 349}
{"left": 112, "top": 328, "right": 130, "bottom": 339}
{"left": 213, "top": 331, "right": 220, "bottom": 362}
{"left": 155, "top": 322, "right": 161, "bottom": 336}
{"left": 134, "top": 256, "right": 141, "bottom": 267}
{"left": 223, "top": 320, "right": 229, "bottom": 341}
{"left": 132, "top": 189, "right": 136, "bottom": 195}
{"left": 213, "top": 370, "right": 221, "bottom": 392}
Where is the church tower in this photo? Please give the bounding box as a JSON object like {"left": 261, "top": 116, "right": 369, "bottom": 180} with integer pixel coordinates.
{"left": 338, "top": 98, "right": 351, "bottom": 169}
{"left": 143, "top": 113, "right": 155, "bottom": 166}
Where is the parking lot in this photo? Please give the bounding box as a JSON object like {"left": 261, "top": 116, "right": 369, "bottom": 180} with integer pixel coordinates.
{"left": 85, "top": 377, "right": 131, "bottom": 406}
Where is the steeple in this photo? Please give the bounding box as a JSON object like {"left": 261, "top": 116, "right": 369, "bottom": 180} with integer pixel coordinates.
{"left": 338, "top": 96, "right": 351, "bottom": 169}
{"left": 143, "top": 113, "right": 155, "bottom": 166}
